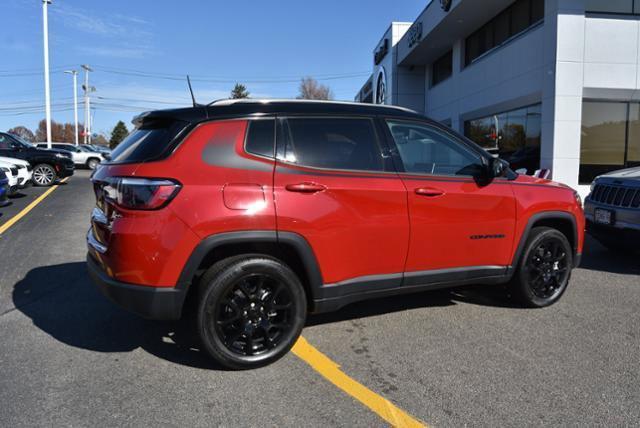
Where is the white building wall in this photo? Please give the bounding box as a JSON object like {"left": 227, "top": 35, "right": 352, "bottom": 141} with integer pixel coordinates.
{"left": 363, "top": 0, "right": 640, "bottom": 192}
{"left": 425, "top": 25, "right": 546, "bottom": 134}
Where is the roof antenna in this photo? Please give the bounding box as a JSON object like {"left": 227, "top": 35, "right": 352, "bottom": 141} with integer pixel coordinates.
{"left": 186, "top": 75, "right": 198, "bottom": 107}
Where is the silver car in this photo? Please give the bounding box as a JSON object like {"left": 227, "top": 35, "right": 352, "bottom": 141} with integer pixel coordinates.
{"left": 584, "top": 166, "right": 640, "bottom": 252}
{"left": 36, "top": 142, "right": 106, "bottom": 170}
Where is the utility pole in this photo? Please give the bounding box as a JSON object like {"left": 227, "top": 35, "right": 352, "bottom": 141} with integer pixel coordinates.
{"left": 42, "top": 0, "right": 53, "bottom": 148}
{"left": 81, "top": 64, "right": 93, "bottom": 144}
{"left": 64, "top": 70, "right": 79, "bottom": 146}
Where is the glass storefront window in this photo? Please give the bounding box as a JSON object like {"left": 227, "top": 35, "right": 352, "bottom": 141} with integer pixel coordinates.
{"left": 585, "top": 0, "right": 634, "bottom": 14}
{"left": 580, "top": 101, "right": 640, "bottom": 183}
{"left": 464, "top": 104, "right": 541, "bottom": 174}
{"left": 628, "top": 104, "right": 640, "bottom": 163}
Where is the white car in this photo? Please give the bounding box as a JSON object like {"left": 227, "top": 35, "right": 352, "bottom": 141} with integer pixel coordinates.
{"left": 0, "top": 156, "right": 32, "bottom": 190}
{"left": 0, "top": 160, "right": 20, "bottom": 194}
{"left": 35, "top": 142, "right": 106, "bottom": 170}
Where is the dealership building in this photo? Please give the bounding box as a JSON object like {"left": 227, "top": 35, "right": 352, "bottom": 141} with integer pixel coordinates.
{"left": 356, "top": 0, "right": 640, "bottom": 194}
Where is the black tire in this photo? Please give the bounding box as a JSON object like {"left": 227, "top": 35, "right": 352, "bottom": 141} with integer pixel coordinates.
{"left": 510, "top": 227, "right": 573, "bottom": 308}
{"left": 86, "top": 158, "right": 100, "bottom": 170}
{"left": 197, "top": 255, "right": 307, "bottom": 369}
{"left": 32, "top": 163, "right": 57, "bottom": 186}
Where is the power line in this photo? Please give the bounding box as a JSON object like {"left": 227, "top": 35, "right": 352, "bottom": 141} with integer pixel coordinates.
{"left": 92, "top": 65, "right": 370, "bottom": 84}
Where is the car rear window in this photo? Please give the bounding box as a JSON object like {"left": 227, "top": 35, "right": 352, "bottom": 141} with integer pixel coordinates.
{"left": 109, "top": 120, "right": 189, "bottom": 164}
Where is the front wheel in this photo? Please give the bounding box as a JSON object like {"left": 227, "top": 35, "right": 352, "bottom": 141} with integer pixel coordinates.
{"left": 32, "top": 164, "right": 57, "bottom": 187}
{"left": 510, "top": 227, "right": 573, "bottom": 308}
{"left": 197, "top": 255, "right": 307, "bottom": 369}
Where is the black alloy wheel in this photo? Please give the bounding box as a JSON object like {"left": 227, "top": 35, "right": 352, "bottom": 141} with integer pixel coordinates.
{"left": 511, "top": 227, "right": 573, "bottom": 308}
{"left": 197, "top": 256, "right": 306, "bottom": 369}
{"left": 215, "top": 273, "right": 294, "bottom": 356}
{"left": 525, "top": 238, "right": 570, "bottom": 300}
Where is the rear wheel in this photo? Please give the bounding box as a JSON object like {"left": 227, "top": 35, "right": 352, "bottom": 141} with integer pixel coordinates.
{"left": 197, "top": 256, "right": 307, "bottom": 369}
{"left": 32, "top": 164, "right": 57, "bottom": 186}
{"left": 510, "top": 227, "right": 573, "bottom": 308}
{"left": 86, "top": 158, "right": 100, "bottom": 170}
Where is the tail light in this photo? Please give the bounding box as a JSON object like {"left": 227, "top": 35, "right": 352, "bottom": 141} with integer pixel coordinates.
{"left": 105, "top": 177, "right": 181, "bottom": 210}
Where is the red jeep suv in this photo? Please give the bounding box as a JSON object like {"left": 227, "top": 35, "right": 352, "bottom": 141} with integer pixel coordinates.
{"left": 88, "top": 100, "right": 584, "bottom": 369}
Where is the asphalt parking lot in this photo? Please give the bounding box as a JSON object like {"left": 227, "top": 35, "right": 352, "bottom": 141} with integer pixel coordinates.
{"left": 0, "top": 171, "right": 638, "bottom": 427}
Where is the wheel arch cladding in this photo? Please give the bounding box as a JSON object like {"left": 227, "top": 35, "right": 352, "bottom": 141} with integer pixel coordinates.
{"left": 512, "top": 211, "right": 579, "bottom": 268}
{"left": 176, "top": 231, "right": 323, "bottom": 312}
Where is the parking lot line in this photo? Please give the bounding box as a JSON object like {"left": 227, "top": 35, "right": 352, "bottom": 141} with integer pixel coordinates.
{"left": 292, "top": 336, "right": 426, "bottom": 428}
{"left": 0, "top": 178, "right": 69, "bottom": 235}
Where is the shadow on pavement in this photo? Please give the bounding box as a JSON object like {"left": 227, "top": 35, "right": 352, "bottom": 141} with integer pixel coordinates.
{"left": 578, "top": 235, "right": 640, "bottom": 276}
{"left": 12, "top": 262, "right": 222, "bottom": 370}
{"left": 13, "top": 262, "right": 526, "bottom": 367}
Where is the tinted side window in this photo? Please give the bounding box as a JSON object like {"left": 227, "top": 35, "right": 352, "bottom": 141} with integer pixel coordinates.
{"left": 0, "top": 134, "right": 13, "bottom": 149}
{"left": 110, "top": 120, "right": 187, "bottom": 164}
{"left": 282, "top": 117, "right": 384, "bottom": 171}
{"left": 386, "top": 121, "right": 483, "bottom": 176}
{"left": 245, "top": 119, "right": 275, "bottom": 158}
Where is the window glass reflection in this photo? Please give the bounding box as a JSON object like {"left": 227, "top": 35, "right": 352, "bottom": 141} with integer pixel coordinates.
{"left": 464, "top": 104, "right": 541, "bottom": 174}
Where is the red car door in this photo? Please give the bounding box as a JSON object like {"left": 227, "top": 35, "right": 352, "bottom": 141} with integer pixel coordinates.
{"left": 273, "top": 116, "right": 409, "bottom": 292}
{"left": 382, "top": 119, "right": 517, "bottom": 283}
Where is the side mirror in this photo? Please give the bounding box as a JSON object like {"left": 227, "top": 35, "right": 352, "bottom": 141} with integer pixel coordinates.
{"left": 489, "top": 157, "right": 509, "bottom": 178}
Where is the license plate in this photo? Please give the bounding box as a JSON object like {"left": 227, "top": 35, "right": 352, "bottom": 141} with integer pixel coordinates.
{"left": 595, "top": 208, "right": 613, "bottom": 225}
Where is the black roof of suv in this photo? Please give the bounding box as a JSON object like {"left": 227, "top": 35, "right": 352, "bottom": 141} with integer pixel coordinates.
{"left": 133, "top": 99, "right": 425, "bottom": 126}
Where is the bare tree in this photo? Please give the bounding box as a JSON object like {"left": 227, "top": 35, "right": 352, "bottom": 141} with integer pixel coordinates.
{"left": 297, "top": 77, "right": 333, "bottom": 100}
{"left": 7, "top": 126, "right": 35, "bottom": 142}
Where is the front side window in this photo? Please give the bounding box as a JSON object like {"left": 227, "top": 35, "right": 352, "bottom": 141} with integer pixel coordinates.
{"left": 280, "top": 117, "right": 384, "bottom": 172}
{"left": 464, "top": 104, "right": 541, "bottom": 175}
{"left": 386, "top": 120, "right": 483, "bottom": 176}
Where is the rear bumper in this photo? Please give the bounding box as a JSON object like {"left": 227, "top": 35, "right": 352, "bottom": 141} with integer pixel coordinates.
{"left": 87, "top": 254, "right": 186, "bottom": 320}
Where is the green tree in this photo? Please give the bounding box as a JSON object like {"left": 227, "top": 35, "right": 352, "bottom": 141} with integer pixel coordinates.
{"left": 109, "top": 121, "right": 129, "bottom": 149}
{"left": 230, "top": 83, "right": 250, "bottom": 99}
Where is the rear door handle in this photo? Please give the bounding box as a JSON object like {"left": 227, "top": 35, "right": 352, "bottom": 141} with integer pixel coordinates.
{"left": 285, "top": 182, "right": 327, "bottom": 193}
{"left": 415, "top": 187, "right": 445, "bottom": 197}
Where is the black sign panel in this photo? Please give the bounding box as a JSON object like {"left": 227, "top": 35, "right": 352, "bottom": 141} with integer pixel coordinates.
{"left": 374, "top": 39, "right": 389, "bottom": 65}
{"left": 407, "top": 22, "right": 423, "bottom": 48}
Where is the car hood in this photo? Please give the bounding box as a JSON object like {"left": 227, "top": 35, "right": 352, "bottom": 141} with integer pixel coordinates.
{"left": 0, "top": 160, "right": 17, "bottom": 169}
{"left": 0, "top": 156, "right": 29, "bottom": 167}
{"left": 597, "top": 166, "right": 640, "bottom": 181}
{"left": 512, "top": 173, "right": 573, "bottom": 190}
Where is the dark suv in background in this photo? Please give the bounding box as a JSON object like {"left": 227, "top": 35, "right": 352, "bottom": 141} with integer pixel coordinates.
{"left": 0, "top": 132, "right": 75, "bottom": 186}
{"left": 585, "top": 166, "right": 640, "bottom": 252}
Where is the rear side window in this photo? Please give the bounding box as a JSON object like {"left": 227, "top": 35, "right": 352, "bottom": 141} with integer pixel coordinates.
{"left": 245, "top": 119, "right": 275, "bottom": 158}
{"left": 281, "top": 117, "right": 384, "bottom": 171}
{"left": 109, "top": 120, "right": 188, "bottom": 164}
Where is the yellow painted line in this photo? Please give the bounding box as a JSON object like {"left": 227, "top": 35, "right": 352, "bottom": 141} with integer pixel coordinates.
{"left": 292, "top": 336, "right": 426, "bottom": 428}
{"left": 0, "top": 178, "right": 69, "bottom": 235}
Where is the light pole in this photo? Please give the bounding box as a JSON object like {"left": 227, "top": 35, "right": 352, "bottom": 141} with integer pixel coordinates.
{"left": 81, "top": 64, "right": 93, "bottom": 144}
{"left": 64, "top": 70, "right": 79, "bottom": 146}
{"left": 42, "top": 0, "right": 52, "bottom": 148}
